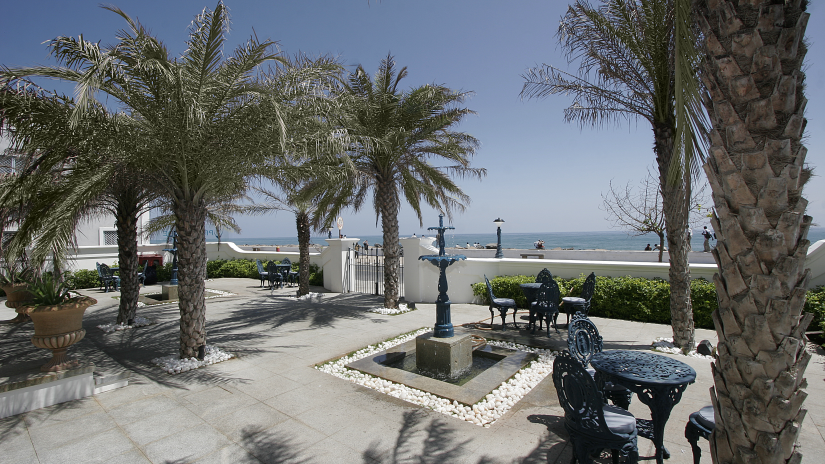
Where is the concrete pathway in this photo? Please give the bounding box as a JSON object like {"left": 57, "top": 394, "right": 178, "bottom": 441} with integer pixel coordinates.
{"left": 2, "top": 278, "right": 824, "bottom": 463}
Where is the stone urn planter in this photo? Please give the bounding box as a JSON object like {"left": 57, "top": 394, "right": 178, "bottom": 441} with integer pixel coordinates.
{"left": 21, "top": 296, "right": 97, "bottom": 372}
{"left": 1, "top": 282, "right": 33, "bottom": 323}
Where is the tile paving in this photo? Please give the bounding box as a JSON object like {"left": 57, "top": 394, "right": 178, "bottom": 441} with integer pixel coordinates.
{"left": 1, "top": 277, "right": 824, "bottom": 463}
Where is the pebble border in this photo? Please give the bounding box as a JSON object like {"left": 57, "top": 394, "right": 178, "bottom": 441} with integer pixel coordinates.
{"left": 151, "top": 345, "right": 234, "bottom": 374}
{"left": 651, "top": 337, "right": 714, "bottom": 360}
{"left": 98, "top": 316, "right": 156, "bottom": 333}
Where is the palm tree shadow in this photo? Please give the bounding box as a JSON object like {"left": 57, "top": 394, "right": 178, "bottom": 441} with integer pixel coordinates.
{"left": 362, "top": 410, "right": 473, "bottom": 464}
{"left": 239, "top": 425, "right": 313, "bottom": 463}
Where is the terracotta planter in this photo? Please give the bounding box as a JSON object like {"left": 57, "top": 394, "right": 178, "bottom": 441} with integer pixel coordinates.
{"left": 1, "top": 283, "right": 33, "bottom": 323}
{"left": 22, "top": 296, "right": 97, "bottom": 372}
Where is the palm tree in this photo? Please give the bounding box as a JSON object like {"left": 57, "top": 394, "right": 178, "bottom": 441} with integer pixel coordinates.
{"left": 521, "top": 0, "right": 706, "bottom": 351}
{"left": 693, "top": 1, "right": 812, "bottom": 462}
{"left": 0, "top": 76, "right": 157, "bottom": 325}
{"left": 2, "top": 3, "right": 284, "bottom": 358}
{"left": 316, "top": 54, "right": 485, "bottom": 309}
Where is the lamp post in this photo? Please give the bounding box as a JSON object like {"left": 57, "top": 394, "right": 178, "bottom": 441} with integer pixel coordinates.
{"left": 494, "top": 218, "right": 505, "bottom": 258}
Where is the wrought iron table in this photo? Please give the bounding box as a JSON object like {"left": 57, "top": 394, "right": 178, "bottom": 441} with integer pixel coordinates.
{"left": 275, "top": 264, "right": 292, "bottom": 287}
{"left": 590, "top": 350, "right": 696, "bottom": 464}
{"left": 519, "top": 283, "right": 542, "bottom": 330}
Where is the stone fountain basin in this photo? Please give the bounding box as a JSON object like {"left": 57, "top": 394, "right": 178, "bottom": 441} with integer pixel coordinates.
{"left": 346, "top": 331, "right": 536, "bottom": 405}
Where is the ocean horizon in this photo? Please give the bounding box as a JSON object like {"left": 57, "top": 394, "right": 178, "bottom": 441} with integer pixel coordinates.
{"left": 154, "top": 227, "right": 825, "bottom": 252}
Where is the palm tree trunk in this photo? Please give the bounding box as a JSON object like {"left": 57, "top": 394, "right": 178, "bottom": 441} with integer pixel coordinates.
{"left": 694, "top": 1, "right": 811, "bottom": 462}
{"left": 377, "top": 179, "right": 400, "bottom": 309}
{"left": 296, "top": 211, "right": 311, "bottom": 296}
{"left": 173, "top": 199, "right": 208, "bottom": 359}
{"left": 115, "top": 199, "right": 140, "bottom": 325}
{"left": 655, "top": 122, "right": 695, "bottom": 351}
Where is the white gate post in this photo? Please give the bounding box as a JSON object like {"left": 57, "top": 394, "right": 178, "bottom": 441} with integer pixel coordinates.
{"left": 322, "top": 238, "right": 359, "bottom": 293}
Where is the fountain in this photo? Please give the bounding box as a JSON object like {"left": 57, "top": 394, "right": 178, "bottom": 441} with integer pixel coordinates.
{"left": 416, "top": 215, "right": 469, "bottom": 378}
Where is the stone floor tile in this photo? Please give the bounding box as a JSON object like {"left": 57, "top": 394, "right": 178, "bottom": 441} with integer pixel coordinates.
{"left": 193, "top": 443, "right": 263, "bottom": 464}
{"left": 93, "top": 378, "right": 167, "bottom": 411}
{"left": 37, "top": 427, "right": 136, "bottom": 464}
{"left": 28, "top": 410, "right": 119, "bottom": 451}
{"left": 22, "top": 395, "right": 105, "bottom": 429}
{"left": 105, "top": 449, "right": 153, "bottom": 464}
{"left": 295, "top": 400, "right": 382, "bottom": 437}
{"left": 120, "top": 405, "right": 206, "bottom": 446}
{"left": 213, "top": 403, "right": 290, "bottom": 444}
{"left": 305, "top": 437, "right": 376, "bottom": 464}
{"left": 263, "top": 385, "right": 338, "bottom": 418}
{"left": 107, "top": 393, "right": 184, "bottom": 427}
{"left": 230, "top": 373, "right": 301, "bottom": 401}
{"left": 243, "top": 419, "right": 327, "bottom": 463}
{"left": 0, "top": 427, "right": 38, "bottom": 464}
{"left": 180, "top": 385, "right": 257, "bottom": 421}
{"left": 141, "top": 423, "right": 231, "bottom": 464}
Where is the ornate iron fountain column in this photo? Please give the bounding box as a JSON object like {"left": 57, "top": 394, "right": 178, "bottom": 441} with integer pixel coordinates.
{"left": 420, "top": 215, "right": 466, "bottom": 338}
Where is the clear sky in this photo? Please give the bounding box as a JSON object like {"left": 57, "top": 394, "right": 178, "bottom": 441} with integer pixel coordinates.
{"left": 1, "top": 1, "right": 823, "bottom": 238}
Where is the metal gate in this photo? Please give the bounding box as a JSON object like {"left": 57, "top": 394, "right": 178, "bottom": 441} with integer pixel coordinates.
{"left": 343, "top": 247, "right": 404, "bottom": 298}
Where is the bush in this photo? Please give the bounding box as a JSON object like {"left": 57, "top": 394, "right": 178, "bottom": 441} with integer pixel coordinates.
{"left": 308, "top": 264, "right": 323, "bottom": 286}
{"left": 64, "top": 269, "right": 102, "bottom": 290}
{"left": 805, "top": 286, "right": 825, "bottom": 343}
{"left": 155, "top": 262, "right": 174, "bottom": 282}
{"left": 472, "top": 274, "right": 718, "bottom": 329}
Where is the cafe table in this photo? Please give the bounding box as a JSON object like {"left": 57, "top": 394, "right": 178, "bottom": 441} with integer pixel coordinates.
{"left": 590, "top": 350, "right": 696, "bottom": 464}
{"left": 518, "top": 283, "right": 542, "bottom": 330}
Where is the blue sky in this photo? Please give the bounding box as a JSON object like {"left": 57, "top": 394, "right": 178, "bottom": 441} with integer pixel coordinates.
{"left": 1, "top": 1, "right": 823, "bottom": 238}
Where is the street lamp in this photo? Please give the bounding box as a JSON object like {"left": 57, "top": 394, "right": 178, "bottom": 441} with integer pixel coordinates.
{"left": 494, "top": 218, "right": 505, "bottom": 258}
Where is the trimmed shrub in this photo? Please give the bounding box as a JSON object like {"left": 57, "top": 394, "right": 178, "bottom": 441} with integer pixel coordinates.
{"left": 308, "top": 264, "right": 323, "bottom": 286}
{"left": 64, "top": 269, "right": 102, "bottom": 290}
{"left": 805, "top": 286, "right": 825, "bottom": 344}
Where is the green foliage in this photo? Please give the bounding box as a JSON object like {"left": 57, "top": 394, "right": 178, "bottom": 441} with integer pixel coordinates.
{"left": 805, "top": 286, "right": 825, "bottom": 344}
{"left": 63, "top": 269, "right": 102, "bottom": 290}
{"left": 472, "top": 274, "right": 718, "bottom": 329}
{"left": 308, "top": 264, "right": 323, "bottom": 286}
{"left": 206, "top": 259, "right": 261, "bottom": 279}
{"left": 28, "top": 274, "right": 72, "bottom": 306}
{"left": 155, "top": 262, "right": 174, "bottom": 283}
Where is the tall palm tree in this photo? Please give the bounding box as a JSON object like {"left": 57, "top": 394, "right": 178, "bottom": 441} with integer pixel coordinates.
{"left": 2, "top": 3, "right": 284, "bottom": 358}
{"left": 316, "top": 54, "right": 485, "bottom": 309}
{"left": 0, "top": 76, "right": 157, "bottom": 325}
{"left": 693, "top": 1, "right": 812, "bottom": 462}
{"left": 521, "top": 0, "right": 706, "bottom": 350}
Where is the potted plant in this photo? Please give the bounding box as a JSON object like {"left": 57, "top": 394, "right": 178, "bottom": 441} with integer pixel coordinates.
{"left": 0, "top": 255, "right": 36, "bottom": 324}
{"left": 20, "top": 274, "right": 97, "bottom": 372}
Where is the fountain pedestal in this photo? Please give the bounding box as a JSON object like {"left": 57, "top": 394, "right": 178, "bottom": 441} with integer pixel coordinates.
{"left": 415, "top": 331, "right": 472, "bottom": 378}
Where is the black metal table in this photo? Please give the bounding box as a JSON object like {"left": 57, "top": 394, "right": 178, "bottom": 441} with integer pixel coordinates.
{"left": 275, "top": 264, "right": 292, "bottom": 288}
{"left": 519, "top": 283, "right": 541, "bottom": 330}
{"left": 590, "top": 350, "right": 696, "bottom": 464}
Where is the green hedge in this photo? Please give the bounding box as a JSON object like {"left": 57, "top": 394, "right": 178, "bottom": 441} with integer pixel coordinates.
{"left": 64, "top": 269, "right": 102, "bottom": 290}
{"left": 805, "top": 286, "right": 825, "bottom": 338}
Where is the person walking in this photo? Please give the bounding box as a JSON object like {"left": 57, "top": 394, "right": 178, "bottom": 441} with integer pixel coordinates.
{"left": 644, "top": 244, "right": 652, "bottom": 251}
{"left": 363, "top": 240, "right": 369, "bottom": 252}
{"left": 686, "top": 226, "right": 693, "bottom": 251}
{"left": 702, "top": 226, "right": 713, "bottom": 252}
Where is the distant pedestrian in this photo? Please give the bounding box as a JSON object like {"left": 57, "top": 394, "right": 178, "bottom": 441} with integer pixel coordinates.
{"left": 686, "top": 227, "right": 693, "bottom": 251}
{"left": 363, "top": 240, "right": 369, "bottom": 252}
{"left": 412, "top": 233, "right": 416, "bottom": 237}
{"left": 702, "top": 226, "right": 713, "bottom": 252}
{"left": 644, "top": 244, "right": 652, "bottom": 251}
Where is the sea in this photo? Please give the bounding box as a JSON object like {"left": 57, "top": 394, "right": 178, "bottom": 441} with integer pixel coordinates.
{"left": 182, "top": 227, "right": 825, "bottom": 252}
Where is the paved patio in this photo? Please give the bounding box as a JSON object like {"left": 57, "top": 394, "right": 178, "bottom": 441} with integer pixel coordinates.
{"left": 2, "top": 277, "right": 824, "bottom": 463}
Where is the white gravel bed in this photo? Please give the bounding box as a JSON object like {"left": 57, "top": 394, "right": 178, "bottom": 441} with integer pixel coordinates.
{"left": 367, "top": 303, "right": 414, "bottom": 315}
{"left": 98, "top": 316, "right": 156, "bottom": 333}
{"left": 316, "top": 329, "right": 557, "bottom": 427}
{"left": 651, "top": 337, "right": 714, "bottom": 360}
{"left": 287, "top": 292, "right": 324, "bottom": 302}
{"left": 151, "top": 345, "right": 234, "bottom": 374}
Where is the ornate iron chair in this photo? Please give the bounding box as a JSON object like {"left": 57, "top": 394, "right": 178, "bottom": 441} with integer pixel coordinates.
{"left": 685, "top": 405, "right": 715, "bottom": 464}
{"left": 568, "top": 312, "right": 633, "bottom": 410}
{"left": 530, "top": 280, "right": 560, "bottom": 335}
{"left": 256, "top": 259, "right": 269, "bottom": 287}
{"left": 536, "top": 268, "right": 553, "bottom": 284}
{"left": 98, "top": 263, "right": 120, "bottom": 293}
{"left": 137, "top": 262, "right": 146, "bottom": 286}
{"left": 553, "top": 352, "right": 639, "bottom": 464}
{"left": 484, "top": 275, "right": 517, "bottom": 330}
{"left": 266, "top": 261, "right": 282, "bottom": 290}
{"left": 562, "top": 272, "right": 596, "bottom": 326}
{"left": 280, "top": 257, "right": 298, "bottom": 286}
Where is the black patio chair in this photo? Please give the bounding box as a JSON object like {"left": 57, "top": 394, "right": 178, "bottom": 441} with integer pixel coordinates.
{"left": 256, "top": 259, "right": 269, "bottom": 287}
{"left": 266, "top": 261, "right": 282, "bottom": 290}
{"left": 530, "top": 280, "right": 560, "bottom": 335}
{"left": 685, "top": 405, "right": 715, "bottom": 464}
{"left": 536, "top": 268, "right": 553, "bottom": 284}
{"left": 552, "top": 352, "right": 639, "bottom": 464}
{"left": 98, "top": 263, "right": 120, "bottom": 293}
{"left": 280, "top": 257, "right": 298, "bottom": 286}
{"left": 568, "top": 312, "right": 633, "bottom": 410}
{"left": 562, "top": 272, "right": 596, "bottom": 326}
{"left": 137, "top": 262, "right": 146, "bottom": 286}
{"left": 484, "top": 275, "right": 517, "bottom": 330}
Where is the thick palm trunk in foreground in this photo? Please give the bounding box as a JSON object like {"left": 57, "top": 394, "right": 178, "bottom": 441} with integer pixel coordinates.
{"left": 115, "top": 200, "right": 140, "bottom": 325}
{"left": 378, "top": 180, "right": 401, "bottom": 309}
{"left": 174, "top": 200, "right": 208, "bottom": 359}
{"left": 695, "top": 1, "right": 811, "bottom": 462}
{"left": 296, "top": 212, "right": 311, "bottom": 296}
{"left": 655, "top": 122, "right": 695, "bottom": 351}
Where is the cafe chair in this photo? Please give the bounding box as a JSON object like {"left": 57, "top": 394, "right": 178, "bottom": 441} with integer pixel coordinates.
{"left": 484, "top": 275, "right": 517, "bottom": 330}
{"left": 530, "top": 280, "right": 560, "bottom": 335}
{"left": 536, "top": 268, "right": 553, "bottom": 284}
{"left": 568, "top": 312, "right": 633, "bottom": 410}
{"left": 256, "top": 259, "right": 269, "bottom": 287}
{"left": 98, "top": 263, "right": 120, "bottom": 293}
{"left": 562, "top": 272, "right": 596, "bottom": 326}
{"left": 685, "top": 405, "right": 715, "bottom": 464}
{"left": 266, "top": 261, "right": 282, "bottom": 290}
{"left": 280, "top": 257, "right": 298, "bottom": 286}
{"left": 553, "top": 352, "right": 639, "bottom": 464}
